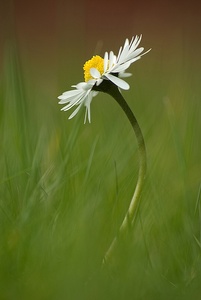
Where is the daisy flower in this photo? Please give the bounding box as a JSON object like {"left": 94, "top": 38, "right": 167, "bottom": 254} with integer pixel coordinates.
{"left": 58, "top": 35, "right": 150, "bottom": 123}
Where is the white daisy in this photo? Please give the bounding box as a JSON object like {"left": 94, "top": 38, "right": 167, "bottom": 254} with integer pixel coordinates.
{"left": 58, "top": 35, "right": 150, "bottom": 123}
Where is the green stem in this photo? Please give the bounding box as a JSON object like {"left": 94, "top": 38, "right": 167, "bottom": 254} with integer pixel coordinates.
{"left": 93, "top": 81, "right": 147, "bottom": 264}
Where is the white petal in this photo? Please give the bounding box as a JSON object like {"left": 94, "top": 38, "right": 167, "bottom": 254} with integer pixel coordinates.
{"left": 128, "top": 36, "right": 139, "bottom": 52}
{"left": 96, "top": 78, "right": 103, "bottom": 86}
{"left": 127, "top": 56, "right": 141, "bottom": 65}
{"left": 119, "top": 72, "right": 132, "bottom": 78}
{"left": 60, "top": 91, "right": 86, "bottom": 109}
{"left": 117, "top": 46, "right": 122, "bottom": 62}
{"left": 90, "top": 68, "right": 101, "bottom": 79}
{"left": 104, "top": 52, "right": 108, "bottom": 72}
{"left": 129, "top": 47, "right": 144, "bottom": 59}
{"left": 68, "top": 104, "right": 82, "bottom": 119}
{"left": 73, "top": 82, "right": 88, "bottom": 90}
{"left": 111, "top": 61, "right": 131, "bottom": 73}
{"left": 85, "top": 79, "right": 97, "bottom": 87}
{"left": 123, "top": 38, "right": 129, "bottom": 49}
{"left": 72, "top": 81, "right": 95, "bottom": 91}
{"left": 117, "top": 44, "right": 129, "bottom": 63}
{"left": 92, "top": 91, "right": 99, "bottom": 97}
{"left": 109, "top": 51, "right": 115, "bottom": 68}
{"left": 59, "top": 92, "right": 82, "bottom": 105}
{"left": 105, "top": 73, "right": 130, "bottom": 90}
{"left": 115, "top": 35, "right": 148, "bottom": 67}
{"left": 140, "top": 48, "right": 152, "bottom": 57}
{"left": 84, "top": 91, "right": 98, "bottom": 123}
{"left": 84, "top": 96, "right": 92, "bottom": 123}
{"left": 58, "top": 89, "right": 81, "bottom": 99}
{"left": 58, "top": 90, "right": 84, "bottom": 103}
{"left": 130, "top": 35, "right": 142, "bottom": 51}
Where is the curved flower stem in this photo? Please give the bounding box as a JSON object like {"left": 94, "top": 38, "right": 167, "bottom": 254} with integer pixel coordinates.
{"left": 94, "top": 81, "right": 147, "bottom": 264}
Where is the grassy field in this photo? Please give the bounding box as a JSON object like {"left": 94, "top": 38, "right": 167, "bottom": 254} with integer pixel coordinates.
{"left": 0, "top": 39, "right": 201, "bottom": 300}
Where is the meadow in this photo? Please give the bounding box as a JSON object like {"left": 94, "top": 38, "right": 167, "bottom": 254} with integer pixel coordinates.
{"left": 0, "top": 36, "right": 201, "bottom": 300}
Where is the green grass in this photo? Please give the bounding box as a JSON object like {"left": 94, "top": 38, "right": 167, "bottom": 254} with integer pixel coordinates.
{"left": 1, "top": 42, "right": 201, "bottom": 300}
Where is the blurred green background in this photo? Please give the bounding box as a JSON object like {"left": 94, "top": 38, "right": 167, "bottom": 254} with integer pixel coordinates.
{"left": 1, "top": 0, "right": 201, "bottom": 299}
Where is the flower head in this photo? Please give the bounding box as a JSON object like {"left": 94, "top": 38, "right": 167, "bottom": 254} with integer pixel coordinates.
{"left": 58, "top": 35, "right": 150, "bottom": 123}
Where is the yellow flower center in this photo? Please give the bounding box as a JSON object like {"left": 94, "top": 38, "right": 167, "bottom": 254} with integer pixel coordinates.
{"left": 83, "top": 55, "right": 104, "bottom": 82}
